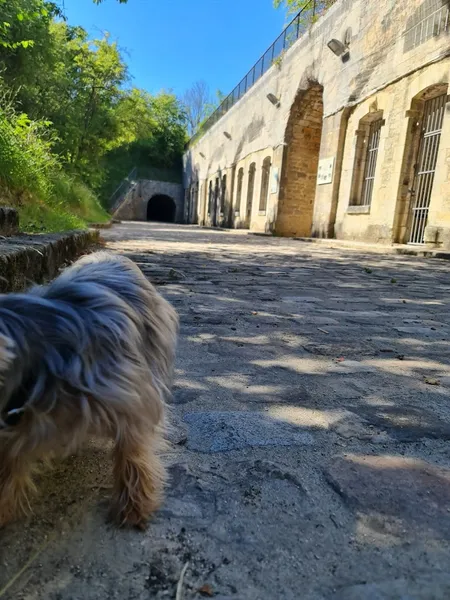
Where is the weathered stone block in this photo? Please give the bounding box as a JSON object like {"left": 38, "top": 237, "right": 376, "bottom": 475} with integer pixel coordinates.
{"left": 0, "top": 207, "right": 19, "bottom": 237}
{"left": 325, "top": 455, "right": 450, "bottom": 539}
{"left": 0, "top": 230, "right": 99, "bottom": 292}
{"left": 184, "top": 411, "right": 315, "bottom": 453}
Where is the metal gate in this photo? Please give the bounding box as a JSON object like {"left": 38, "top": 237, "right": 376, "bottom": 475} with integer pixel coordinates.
{"left": 408, "top": 94, "right": 447, "bottom": 244}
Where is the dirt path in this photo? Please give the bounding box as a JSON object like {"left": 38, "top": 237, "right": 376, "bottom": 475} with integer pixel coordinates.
{"left": 1, "top": 222, "right": 450, "bottom": 599}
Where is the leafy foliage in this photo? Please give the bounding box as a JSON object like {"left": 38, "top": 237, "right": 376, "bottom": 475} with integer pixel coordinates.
{"left": 0, "top": 0, "right": 187, "bottom": 230}
{"left": 182, "top": 82, "right": 227, "bottom": 136}
{"left": 0, "top": 0, "right": 60, "bottom": 50}
{"left": 100, "top": 89, "right": 187, "bottom": 200}
{"left": 273, "top": 0, "right": 336, "bottom": 19}
{"left": 0, "top": 86, "right": 107, "bottom": 232}
{"left": 182, "top": 81, "right": 213, "bottom": 136}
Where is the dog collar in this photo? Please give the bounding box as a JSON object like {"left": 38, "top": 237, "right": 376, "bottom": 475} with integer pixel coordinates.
{"left": 1, "top": 406, "right": 26, "bottom": 428}
{"left": 6, "top": 407, "right": 25, "bottom": 417}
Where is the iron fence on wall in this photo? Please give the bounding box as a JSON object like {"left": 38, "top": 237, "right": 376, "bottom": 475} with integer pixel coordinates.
{"left": 188, "top": 0, "right": 336, "bottom": 145}
{"left": 108, "top": 166, "right": 182, "bottom": 213}
{"left": 109, "top": 167, "right": 138, "bottom": 213}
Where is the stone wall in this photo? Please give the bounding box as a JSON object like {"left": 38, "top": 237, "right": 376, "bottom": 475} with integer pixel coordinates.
{"left": 113, "top": 179, "right": 184, "bottom": 223}
{"left": 184, "top": 0, "right": 450, "bottom": 248}
{"left": 0, "top": 230, "right": 99, "bottom": 292}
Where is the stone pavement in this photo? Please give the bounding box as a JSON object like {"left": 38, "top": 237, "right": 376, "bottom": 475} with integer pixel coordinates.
{"left": 1, "top": 222, "right": 450, "bottom": 600}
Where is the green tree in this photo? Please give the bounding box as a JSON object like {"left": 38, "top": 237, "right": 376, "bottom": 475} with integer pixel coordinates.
{"left": 101, "top": 90, "right": 187, "bottom": 201}
{"left": 64, "top": 31, "right": 127, "bottom": 182}
{"left": 0, "top": 17, "right": 128, "bottom": 186}
{"left": 215, "top": 89, "right": 226, "bottom": 104}
{"left": 181, "top": 81, "right": 213, "bottom": 136}
{"left": 182, "top": 83, "right": 228, "bottom": 136}
{"left": 273, "top": 0, "right": 335, "bottom": 19}
{"left": 0, "top": 0, "right": 187, "bottom": 222}
{"left": 0, "top": 0, "right": 60, "bottom": 49}
{"left": 0, "top": 0, "right": 126, "bottom": 52}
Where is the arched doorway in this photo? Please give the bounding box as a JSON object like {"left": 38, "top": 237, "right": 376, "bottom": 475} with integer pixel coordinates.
{"left": 147, "top": 194, "right": 176, "bottom": 223}
{"left": 276, "top": 84, "right": 324, "bottom": 237}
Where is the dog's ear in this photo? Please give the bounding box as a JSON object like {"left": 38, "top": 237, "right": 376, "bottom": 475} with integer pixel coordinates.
{"left": 0, "top": 334, "right": 15, "bottom": 378}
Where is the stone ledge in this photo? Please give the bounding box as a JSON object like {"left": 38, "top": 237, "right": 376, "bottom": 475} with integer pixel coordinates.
{"left": 346, "top": 205, "right": 371, "bottom": 215}
{"left": 200, "top": 225, "right": 230, "bottom": 232}
{"left": 89, "top": 220, "right": 114, "bottom": 229}
{"left": 0, "top": 229, "right": 100, "bottom": 292}
{"left": 250, "top": 232, "right": 450, "bottom": 259}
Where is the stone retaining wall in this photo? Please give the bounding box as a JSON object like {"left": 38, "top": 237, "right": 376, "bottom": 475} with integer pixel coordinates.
{"left": 0, "top": 229, "right": 100, "bottom": 292}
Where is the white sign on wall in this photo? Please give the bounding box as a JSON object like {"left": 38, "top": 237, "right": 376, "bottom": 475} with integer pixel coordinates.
{"left": 271, "top": 167, "right": 279, "bottom": 194}
{"left": 317, "top": 157, "right": 335, "bottom": 185}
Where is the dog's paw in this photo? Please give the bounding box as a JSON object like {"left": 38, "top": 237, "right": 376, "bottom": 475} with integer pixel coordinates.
{"left": 0, "top": 508, "right": 17, "bottom": 529}
{"left": 123, "top": 511, "right": 150, "bottom": 531}
{"left": 108, "top": 505, "right": 150, "bottom": 530}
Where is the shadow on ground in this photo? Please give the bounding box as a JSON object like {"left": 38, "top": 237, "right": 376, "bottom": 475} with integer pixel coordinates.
{"left": 1, "top": 223, "right": 450, "bottom": 600}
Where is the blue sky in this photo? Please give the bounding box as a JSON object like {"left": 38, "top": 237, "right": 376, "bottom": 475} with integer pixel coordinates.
{"left": 60, "top": 0, "right": 286, "bottom": 98}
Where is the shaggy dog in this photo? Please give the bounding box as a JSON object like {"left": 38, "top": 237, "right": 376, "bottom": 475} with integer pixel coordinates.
{"left": 0, "top": 252, "right": 178, "bottom": 529}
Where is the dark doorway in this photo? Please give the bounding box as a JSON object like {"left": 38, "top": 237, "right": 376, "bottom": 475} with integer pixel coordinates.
{"left": 147, "top": 195, "right": 176, "bottom": 223}
{"left": 244, "top": 163, "right": 256, "bottom": 229}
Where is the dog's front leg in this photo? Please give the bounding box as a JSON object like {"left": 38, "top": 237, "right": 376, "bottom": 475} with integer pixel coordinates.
{"left": 109, "top": 426, "right": 167, "bottom": 530}
{"left": 0, "top": 438, "right": 36, "bottom": 528}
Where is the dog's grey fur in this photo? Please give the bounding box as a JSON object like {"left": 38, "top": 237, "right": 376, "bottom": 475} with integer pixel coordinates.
{"left": 0, "top": 251, "right": 178, "bottom": 528}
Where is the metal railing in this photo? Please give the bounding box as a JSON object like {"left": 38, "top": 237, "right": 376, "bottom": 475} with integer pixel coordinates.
{"left": 188, "top": 0, "right": 335, "bottom": 145}
{"left": 404, "top": 4, "right": 449, "bottom": 53}
{"left": 108, "top": 166, "right": 138, "bottom": 214}
{"left": 108, "top": 166, "right": 183, "bottom": 214}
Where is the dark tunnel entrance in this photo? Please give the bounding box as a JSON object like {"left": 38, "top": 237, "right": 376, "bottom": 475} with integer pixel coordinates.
{"left": 147, "top": 194, "right": 176, "bottom": 223}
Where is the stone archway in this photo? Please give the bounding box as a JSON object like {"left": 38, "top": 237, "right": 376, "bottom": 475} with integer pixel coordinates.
{"left": 276, "top": 84, "right": 324, "bottom": 237}
{"left": 147, "top": 194, "right": 176, "bottom": 223}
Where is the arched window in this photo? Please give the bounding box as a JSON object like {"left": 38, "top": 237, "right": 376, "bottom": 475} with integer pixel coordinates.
{"left": 350, "top": 112, "right": 384, "bottom": 208}
{"left": 259, "top": 156, "right": 271, "bottom": 212}
{"left": 235, "top": 167, "right": 244, "bottom": 213}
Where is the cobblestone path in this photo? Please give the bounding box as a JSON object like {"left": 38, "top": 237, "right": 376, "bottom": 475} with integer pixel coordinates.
{"left": 2, "top": 222, "right": 450, "bottom": 600}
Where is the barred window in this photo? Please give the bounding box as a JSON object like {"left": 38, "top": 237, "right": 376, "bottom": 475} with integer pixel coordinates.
{"left": 349, "top": 114, "right": 384, "bottom": 208}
